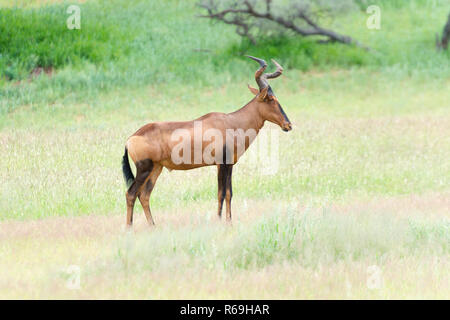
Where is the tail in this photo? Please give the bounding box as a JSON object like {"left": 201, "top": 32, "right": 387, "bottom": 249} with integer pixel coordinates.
{"left": 122, "top": 147, "right": 135, "bottom": 188}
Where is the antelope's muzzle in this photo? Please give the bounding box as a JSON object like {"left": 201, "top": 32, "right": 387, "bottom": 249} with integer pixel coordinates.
{"left": 282, "top": 122, "right": 292, "bottom": 132}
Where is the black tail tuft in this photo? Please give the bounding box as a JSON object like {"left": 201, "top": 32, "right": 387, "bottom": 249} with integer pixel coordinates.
{"left": 122, "top": 147, "right": 135, "bottom": 188}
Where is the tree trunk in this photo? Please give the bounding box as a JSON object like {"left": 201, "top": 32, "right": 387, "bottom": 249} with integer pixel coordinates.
{"left": 437, "top": 12, "right": 450, "bottom": 50}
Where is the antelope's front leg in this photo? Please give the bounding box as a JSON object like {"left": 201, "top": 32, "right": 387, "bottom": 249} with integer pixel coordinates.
{"left": 217, "top": 165, "right": 226, "bottom": 218}
{"left": 224, "top": 164, "right": 233, "bottom": 222}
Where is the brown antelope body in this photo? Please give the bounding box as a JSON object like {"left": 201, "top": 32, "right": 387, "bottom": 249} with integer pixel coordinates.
{"left": 122, "top": 56, "right": 291, "bottom": 227}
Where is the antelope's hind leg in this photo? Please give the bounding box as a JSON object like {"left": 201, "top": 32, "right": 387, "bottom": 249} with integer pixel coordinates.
{"left": 138, "top": 164, "right": 162, "bottom": 227}
{"left": 125, "top": 159, "right": 154, "bottom": 228}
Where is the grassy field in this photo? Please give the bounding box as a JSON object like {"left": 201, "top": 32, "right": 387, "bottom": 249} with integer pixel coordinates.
{"left": 0, "top": 0, "right": 449, "bottom": 299}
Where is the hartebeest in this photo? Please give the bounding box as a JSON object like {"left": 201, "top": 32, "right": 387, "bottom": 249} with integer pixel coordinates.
{"left": 122, "top": 56, "right": 291, "bottom": 227}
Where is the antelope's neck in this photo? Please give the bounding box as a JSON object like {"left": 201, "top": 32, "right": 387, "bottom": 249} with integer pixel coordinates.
{"left": 228, "top": 99, "right": 264, "bottom": 133}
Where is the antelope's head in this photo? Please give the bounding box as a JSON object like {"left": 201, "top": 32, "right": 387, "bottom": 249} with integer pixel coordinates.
{"left": 247, "top": 55, "right": 292, "bottom": 132}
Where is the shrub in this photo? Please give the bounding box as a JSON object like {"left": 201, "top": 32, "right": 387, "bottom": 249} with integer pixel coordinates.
{"left": 0, "top": 4, "right": 132, "bottom": 80}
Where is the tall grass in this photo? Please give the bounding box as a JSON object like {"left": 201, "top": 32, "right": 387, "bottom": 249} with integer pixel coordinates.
{"left": 1, "top": 84, "right": 448, "bottom": 220}
{"left": 0, "top": 0, "right": 449, "bottom": 221}
{"left": 0, "top": 5, "right": 132, "bottom": 80}
{"left": 109, "top": 207, "right": 449, "bottom": 274}
{"left": 1, "top": 204, "right": 448, "bottom": 298}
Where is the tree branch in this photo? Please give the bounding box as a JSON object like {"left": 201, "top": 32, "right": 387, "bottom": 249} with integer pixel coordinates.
{"left": 436, "top": 12, "right": 450, "bottom": 50}
{"left": 198, "top": 0, "right": 369, "bottom": 50}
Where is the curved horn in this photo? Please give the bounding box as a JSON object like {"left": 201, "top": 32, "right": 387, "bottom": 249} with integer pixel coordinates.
{"left": 246, "top": 56, "right": 283, "bottom": 91}
{"left": 246, "top": 55, "right": 267, "bottom": 90}
{"left": 265, "top": 59, "right": 283, "bottom": 79}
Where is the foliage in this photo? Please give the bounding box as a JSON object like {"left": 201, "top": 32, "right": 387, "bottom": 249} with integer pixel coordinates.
{"left": 198, "top": 0, "right": 361, "bottom": 45}
{"left": 0, "top": 4, "right": 132, "bottom": 80}
{"left": 0, "top": 0, "right": 448, "bottom": 114}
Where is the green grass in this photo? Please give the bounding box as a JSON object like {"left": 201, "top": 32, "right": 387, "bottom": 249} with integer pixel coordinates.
{"left": 0, "top": 0, "right": 449, "bottom": 299}
{"left": 1, "top": 72, "right": 449, "bottom": 220}
{"left": 0, "top": 0, "right": 448, "bottom": 222}
{"left": 1, "top": 0, "right": 449, "bottom": 114}
{"left": 116, "top": 209, "right": 449, "bottom": 273}
{"left": 0, "top": 3, "right": 132, "bottom": 80}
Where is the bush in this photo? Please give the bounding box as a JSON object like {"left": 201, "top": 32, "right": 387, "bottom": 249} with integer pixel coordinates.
{"left": 225, "top": 36, "right": 370, "bottom": 71}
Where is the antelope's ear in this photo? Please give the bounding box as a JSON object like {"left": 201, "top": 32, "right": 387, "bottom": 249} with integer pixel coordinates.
{"left": 257, "top": 86, "right": 269, "bottom": 101}
{"left": 247, "top": 84, "right": 259, "bottom": 95}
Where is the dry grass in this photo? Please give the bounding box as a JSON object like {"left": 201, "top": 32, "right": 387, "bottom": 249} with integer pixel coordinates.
{"left": 0, "top": 194, "right": 448, "bottom": 299}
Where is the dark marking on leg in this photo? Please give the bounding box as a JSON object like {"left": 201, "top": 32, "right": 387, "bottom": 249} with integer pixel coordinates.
{"left": 138, "top": 163, "right": 162, "bottom": 227}
{"left": 217, "top": 164, "right": 227, "bottom": 218}
{"left": 125, "top": 159, "right": 153, "bottom": 227}
{"left": 145, "top": 178, "right": 153, "bottom": 193}
{"left": 223, "top": 144, "right": 234, "bottom": 165}
{"left": 225, "top": 164, "right": 233, "bottom": 222}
